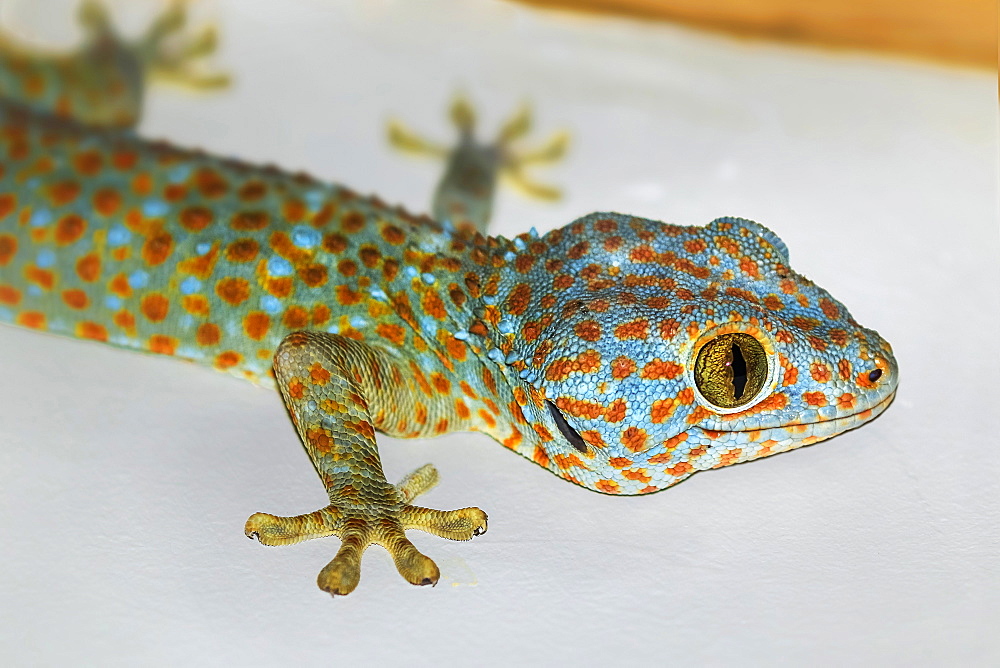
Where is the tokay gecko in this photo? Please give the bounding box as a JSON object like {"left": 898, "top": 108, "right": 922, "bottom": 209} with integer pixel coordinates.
{"left": 0, "top": 3, "right": 897, "bottom": 596}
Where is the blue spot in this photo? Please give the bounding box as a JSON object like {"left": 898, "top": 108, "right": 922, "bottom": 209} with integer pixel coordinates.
{"left": 369, "top": 287, "right": 387, "bottom": 301}
{"left": 108, "top": 225, "right": 131, "bottom": 246}
{"left": 291, "top": 226, "right": 321, "bottom": 249}
{"left": 104, "top": 295, "right": 122, "bottom": 310}
{"left": 260, "top": 295, "right": 282, "bottom": 314}
{"left": 267, "top": 257, "right": 293, "bottom": 277}
{"left": 325, "top": 324, "right": 340, "bottom": 334}
{"left": 305, "top": 190, "right": 325, "bottom": 208}
{"left": 503, "top": 251, "right": 516, "bottom": 262}
{"left": 350, "top": 316, "right": 367, "bottom": 329}
{"left": 404, "top": 266, "right": 418, "bottom": 278}
{"left": 180, "top": 277, "right": 202, "bottom": 295}
{"left": 513, "top": 237, "right": 526, "bottom": 251}
{"left": 128, "top": 270, "right": 149, "bottom": 289}
{"left": 30, "top": 209, "right": 52, "bottom": 227}
{"left": 27, "top": 285, "right": 41, "bottom": 297}
{"left": 487, "top": 349, "right": 505, "bottom": 364}
{"left": 142, "top": 199, "right": 170, "bottom": 218}
{"left": 498, "top": 320, "right": 514, "bottom": 335}
{"left": 421, "top": 273, "right": 436, "bottom": 285}
{"left": 35, "top": 249, "right": 56, "bottom": 268}
{"left": 195, "top": 242, "right": 212, "bottom": 255}
{"left": 179, "top": 314, "right": 194, "bottom": 329}
{"left": 0, "top": 307, "right": 12, "bottom": 322}
{"left": 453, "top": 330, "right": 469, "bottom": 341}
{"left": 168, "top": 164, "right": 192, "bottom": 183}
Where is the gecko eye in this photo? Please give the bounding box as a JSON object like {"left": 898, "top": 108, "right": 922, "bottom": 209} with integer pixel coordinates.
{"left": 546, "top": 401, "right": 588, "bottom": 453}
{"left": 868, "top": 369, "right": 883, "bottom": 383}
{"left": 694, "top": 333, "right": 769, "bottom": 409}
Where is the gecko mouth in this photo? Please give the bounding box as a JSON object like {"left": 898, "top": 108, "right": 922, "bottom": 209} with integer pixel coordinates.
{"left": 719, "top": 390, "right": 896, "bottom": 435}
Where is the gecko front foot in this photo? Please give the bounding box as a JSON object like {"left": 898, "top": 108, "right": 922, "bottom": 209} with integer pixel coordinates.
{"left": 244, "top": 464, "right": 488, "bottom": 596}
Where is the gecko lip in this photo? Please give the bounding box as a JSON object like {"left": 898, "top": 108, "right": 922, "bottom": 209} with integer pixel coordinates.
{"left": 719, "top": 389, "right": 897, "bottom": 434}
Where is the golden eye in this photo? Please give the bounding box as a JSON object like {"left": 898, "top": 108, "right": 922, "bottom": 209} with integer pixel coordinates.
{"left": 694, "top": 332, "right": 769, "bottom": 409}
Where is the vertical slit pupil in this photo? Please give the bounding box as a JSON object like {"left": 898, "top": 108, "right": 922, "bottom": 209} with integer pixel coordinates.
{"left": 730, "top": 343, "right": 748, "bottom": 399}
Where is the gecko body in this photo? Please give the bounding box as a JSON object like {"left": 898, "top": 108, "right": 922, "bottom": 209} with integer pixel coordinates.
{"left": 0, "top": 5, "right": 897, "bottom": 595}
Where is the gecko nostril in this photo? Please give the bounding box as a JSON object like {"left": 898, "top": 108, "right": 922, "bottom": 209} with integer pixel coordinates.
{"left": 868, "top": 369, "right": 883, "bottom": 383}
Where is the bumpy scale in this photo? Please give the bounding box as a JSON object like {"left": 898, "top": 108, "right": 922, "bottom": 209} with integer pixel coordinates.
{"left": 0, "top": 4, "right": 897, "bottom": 595}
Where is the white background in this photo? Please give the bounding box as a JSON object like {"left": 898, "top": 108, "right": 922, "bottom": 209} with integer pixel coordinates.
{"left": 0, "top": 0, "right": 996, "bottom": 665}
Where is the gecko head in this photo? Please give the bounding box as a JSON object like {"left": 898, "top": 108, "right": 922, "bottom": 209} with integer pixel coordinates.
{"left": 497, "top": 213, "right": 897, "bottom": 490}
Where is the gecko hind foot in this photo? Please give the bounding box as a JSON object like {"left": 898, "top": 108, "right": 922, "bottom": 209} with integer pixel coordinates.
{"left": 244, "top": 464, "right": 488, "bottom": 596}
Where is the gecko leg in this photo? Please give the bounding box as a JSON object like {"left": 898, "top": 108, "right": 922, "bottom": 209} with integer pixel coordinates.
{"left": 137, "top": 1, "right": 230, "bottom": 90}
{"left": 244, "top": 332, "right": 487, "bottom": 596}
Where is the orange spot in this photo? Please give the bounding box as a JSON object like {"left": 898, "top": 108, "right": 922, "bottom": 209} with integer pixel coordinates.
{"left": 176, "top": 206, "right": 212, "bottom": 232}
{"left": 113, "top": 310, "right": 135, "bottom": 334}
{"left": 0, "top": 194, "right": 17, "bottom": 220}
{"left": 309, "top": 362, "right": 331, "bottom": 385}
{"left": 665, "top": 461, "right": 694, "bottom": 477}
{"left": 73, "top": 150, "right": 103, "bottom": 176}
{"left": 61, "top": 289, "right": 88, "bottom": 309}
{"left": 196, "top": 323, "right": 221, "bottom": 346}
{"left": 555, "top": 396, "right": 605, "bottom": 420}
{"left": 803, "top": 391, "right": 827, "bottom": 407}
{"left": 215, "top": 351, "right": 242, "bottom": 369}
{"left": 140, "top": 294, "right": 169, "bottom": 322}
{"left": 0, "top": 234, "right": 17, "bottom": 265}
{"left": 182, "top": 295, "right": 210, "bottom": 316}
{"left": 243, "top": 312, "right": 270, "bottom": 341}
{"left": 574, "top": 319, "right": 602, "bottom": 341}
{"left": 312, "top": 304, "right": 331, "bottom": 326}
{"left": 194, "top": 168, "right": 229, "bottom": 198}
{"left": 614, "top": 318, "right": 649, "bottom": 340}
{"left": 282, "top": 305, "right": 309, "bottom": 329}
{"left": 431, "top": 373, "right": 451, "bottom": 394}
{"left": 76, "top": 321, "right": 107, "bottom": 341}
{"left": 0, "top": 284, "right": 20, "bottom": 305}
{"left": 810, "top": 362, "right": 832, "bottom": 383}
{"left": 111, "top": 150, "right": 138, "bottom": 170}
{"left": 621, "top": 426, "right": 648, "bottom": 452}
{"left": 148, "top": 335, "right": 178, "bottom": 355}
{"left": 445, "top": 334, "right": 467, "bottom": 361}
{"left": 75, "top": 253, "right": 100, "bottom": 282}
{"left": 650, "top": 398, "right": 676, "bottom": 424}
{"left": 298, "top": 263, "right": 328, "bottom": 288}
{"left": 335, "top": 285, "right": 363, "bottom": 306}
{"left": 605, "top": 399, "right": 627, "bottom": 423}
{"left": 16, "top": 311, "right": 46, "bottom": 329}
{"left": 837, "top": 393, "right": 856, "bottom": 410}
{"left": 376, "top": 323, "right": 405, "bottom": 346}
{"left": 640, "top": 358, "right": 683, "bottom": 380}
{"left": 141, "top": 228, "right": 173, "bottom": 266}
{"left": 131, "top": 173, "right": 153, "bottom": 196}
{"left": 322, "top": 233, "right": 348, "bottom": 254}
{"left": 381, "top": 225, "right": 405, "bottom": 245}
{"left": 48, "top": 180, "right": 80, "bottom": 206}
{"left": 52, "top": 215, "right": 86, "bottom": 246}
{"left": 595, "top": 479, "right": 620, "bottom": 494}
{"left": 25, "top": 265, "right": 55, "bottom": 290}
{"left": 216, "top": 277, "right": 250, "bottom": 306}
{"left": 531, "top": 422, "right": 553, "bottom": 441}
{"left": 345, "top": 420, "right": 376, "bottom": 441}
{"left": 226, "top": 238, "right": 259, "bottom": 263}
